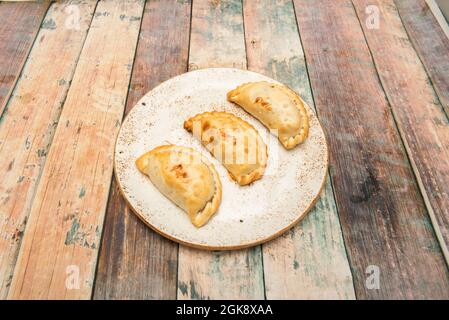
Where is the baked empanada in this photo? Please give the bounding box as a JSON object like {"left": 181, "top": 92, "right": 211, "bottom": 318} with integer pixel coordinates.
{"left": 227, "top": 81, "right": 309, "bottom": 149}
{"left": 136, "top": 145, "right": 222, "bottom": 228}
{"left": 184, "top": 111, "right": 268, "bottom": 186}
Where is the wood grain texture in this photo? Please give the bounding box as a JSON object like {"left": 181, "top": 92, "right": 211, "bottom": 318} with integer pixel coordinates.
{"left": 294, "top": 0, "right": 449, "bottom": 299}
{"left": 353, "top": 0, "right": 449, "bottom": 272}
{"left": 0, "top": 1, "right": 50, "bottom": 116}
{"left": 93, "top": 0, "right": 191, "bottom": 300}
{"left": 0, "top": 0, "right": 96, "bottom": 300}
{"left": 177, "top": 0, "right": 264, "bottom": 300}
{"left": 394, "top": 0, "right": 449, "bottom": 116}
{"left": 243, "top": 0, "right": 355, "bottom": 299}
{"left": 426, "top": 0, "right": 449, "bottom": 40}
{"left": 7, "top": 0, "right": 145, "bottom": 300}
{"left": 187, "top": 0, "right": 246, "bottom": 71}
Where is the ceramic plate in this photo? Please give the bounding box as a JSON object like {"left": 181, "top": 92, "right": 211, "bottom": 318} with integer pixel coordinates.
{"left": 114, "top": 68, "right": 328, "bottom": 250}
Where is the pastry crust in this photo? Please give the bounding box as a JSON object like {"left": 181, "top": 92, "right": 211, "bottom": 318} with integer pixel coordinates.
{"left": 227, "top": 81, "right": 309, "bottom": 149}
{"left": 136, "top": 145, "right": 222, "bottom": 227}
{"left": 184, "top": 111, "right": 268, "bottom": 186}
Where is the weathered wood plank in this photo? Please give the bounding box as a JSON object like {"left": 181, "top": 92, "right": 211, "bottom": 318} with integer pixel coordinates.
{"left": 0, "top": 1, "right": 50, "bottom": 116}
{"left": 243, "top": 0, "right": 355, "bottom": 299}
{"left": 294, "top": 0, "right": 449, "bottom": 299}
{"left": 426, "top": 0, "right": 449, "bottom": 40}
{"left": 353, "top": 0, "right": 449, "bottom": 273}
{"left": 187, "top": 0, "right": 246, "bottom": 71}
{"left": 7, "top": 0, "right": 145, "bottom": 300}
{"left": 394, "top": 0, "right": 449, "bottom": 116}
{"left": 177, "top": 0, "right": 264, "bottom": 300}
{"left": 0, "top": 0, "right": 97, "bottom": 300}
{"left": 93, "top": 0, "right": 191, "bottom": 300}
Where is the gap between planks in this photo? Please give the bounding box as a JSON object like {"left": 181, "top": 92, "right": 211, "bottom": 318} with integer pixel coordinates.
{"left": 7, "top": 0, "right": 145, "bottom": 299}
{"left": 294, "top": 0, "right": 449, "bottom": 298}
{"left": 92, "top": 0, "right": 191, "bottom": 300}
{"left": 178, "top": 0, "right": 355, "bottom": 300}
{"left": 352, "top": 0, "right": 449, "bottom": 268}
{"left": 394, "top": 0, "right": 449, "bottom": 118}
{"left": 243, "top": 0, "right": 355, "bottom": 299}
{"left": 177, "top": 0, "right": 264, "bottom": 300}
{"left": 0, "top": 0, "right": 97, "bottom": 299}
{"left": 0, "top": 1, "right": 51, "bottom": 117}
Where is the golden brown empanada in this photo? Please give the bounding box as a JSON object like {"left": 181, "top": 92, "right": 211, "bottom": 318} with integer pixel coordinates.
{"left": 136, "top": 145, "right": 222, "bottom": 228}
{"left": 184, "top": 111, "right": 268, "bottom": 186}
{"left": 227, "top": 81, "right": 309, "bottom": 149}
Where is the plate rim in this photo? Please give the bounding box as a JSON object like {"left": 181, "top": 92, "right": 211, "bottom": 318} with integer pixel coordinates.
{"left": 113, "top": 67, "right": 329, "bottom": 250}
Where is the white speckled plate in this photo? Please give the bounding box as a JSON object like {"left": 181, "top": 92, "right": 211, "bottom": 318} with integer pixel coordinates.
{"left": 114, "top": 68, "right": 328, "bottom": 250}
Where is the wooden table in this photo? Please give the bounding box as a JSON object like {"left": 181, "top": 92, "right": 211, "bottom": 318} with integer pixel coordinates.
{"left": 0, "top": 0, "right": 448, "bottom": 300}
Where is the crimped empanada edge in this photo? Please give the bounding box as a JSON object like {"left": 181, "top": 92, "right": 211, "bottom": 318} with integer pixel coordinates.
{"left": 184, "top": 111, "right": 268, "bottom": 186}
{"left": 184, "top": 110, "right": 254, "bottom": 130}
{"left": 232, "top": 148, "right": 268, "bottom": 186}
{"left": 226, "top": 82, "right": 252, "bottom": 101}
{"left": 227, "top": 81, "right": 310, "bottom": 150}
{"left": 135, "top": 145, "right": 222, "bottom": 228}
{"left": 191, "top": 161, "right": 222, "bottom": 227}
{"left": 281, "top": 84, "right": 310, "bottom": 149}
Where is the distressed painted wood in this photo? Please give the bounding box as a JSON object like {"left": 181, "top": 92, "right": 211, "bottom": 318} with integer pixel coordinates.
{"left": 0, "top": 0, "right": 96, "bottom": 300}
{"left": 426, "top": 0, "right": 449, "bottom": 40}
{"left": 0, "top": 1, "right": 50, "bottom": 116}
{"left": 243, "top": 0, "right": 355, "bottom": 299}
{"left": 187, "top": 0, "right": 246, "bottom": 71}
{"left": 93, "top": 0, "right": 191, "bottom": 300}
{"left": 7, "top": 0, "right": 145, "bottom": 300}
{"left": 177, "top": 0, "right": 264, "bottom": 300}
{"left": 294, "top": 0, "right": 449, "bottom": 299}
{"left": 354, "top": 0, "right": 449, "bottom": 272}
{"left": 395, "top": 0, "right": 449, "bottom": 116}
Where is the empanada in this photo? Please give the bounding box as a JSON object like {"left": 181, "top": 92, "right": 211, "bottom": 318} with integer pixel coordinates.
{"left": 136, "top": 145, "right": 222, "bottom": 228}
{"left": 184, "top": 111, "right": 268, "bottom": 186}
{"left": 227, "top": 81, "right": 309, "bottom": 149}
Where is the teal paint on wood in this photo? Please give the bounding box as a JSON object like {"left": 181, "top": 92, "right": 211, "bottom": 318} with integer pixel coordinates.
{"left": 243, "top": 0, "right": 355, "bottom": 299}
{"left": 7, "top": 0, "right": 145, "bottom": 299}
{"left": 294, "top": 0, "right": 449, "bottom": 299}
{"left": 0, "top": 1, "right": 50, "bottom": 117}
{"left": 353, "top": 0, "right": 449, "bottom": 267}
{"left": 93, "top": 0, "right": 192, "bottom": 300}
{"left": 0, "top": 0, "right": 97, "bottom": 299}
{"left": 177, "top": 0, "right": 264, "bottom": 300}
